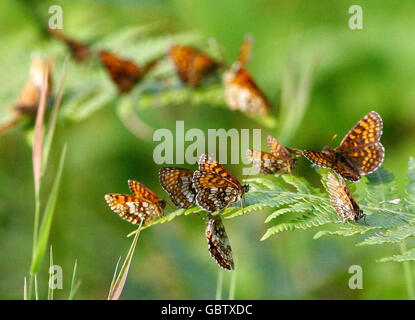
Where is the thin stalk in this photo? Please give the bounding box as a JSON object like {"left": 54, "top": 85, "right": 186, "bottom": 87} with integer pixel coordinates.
{"left": 399, "top": 241, "right": 415, "bottom": 299}
{"left": 34, "top": 274, "right": 39, "bottom": 300}
{"left": 215, "top": 269, "right": 224, "bottom": 300}
{"left": 228, "top": 271, "right": 236, "bottom": 300}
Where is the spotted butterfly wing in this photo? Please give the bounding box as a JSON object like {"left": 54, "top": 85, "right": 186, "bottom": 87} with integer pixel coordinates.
{"left": 223, "top": 63, "right": 271, "bottom": 115}
{"left": 335, "top": 111, "right": 384, "bottom": 175}
{"left": 237, "top": 34, "right": 254, "bottom": 68}
{"left": 169, "top": 45, "right": 220, "bottom": 87}
{"left": 247, "top": 149, "right": 281, "bottom": 174}
{"left": 326, "top": 172, "right": 364, "bottom": 222}
{"left": 205, "top": 215, "right": 234, "bottom": 271}
{"left": 193, "top": 154, "right": 249, "bottom": 213}
{"left": 105, "top": 180, "right": 165, "bottom": 226}
{"left": 99, "top": 50, "right": 159, "bottom": 93}
{"left": 159, "top": 167, "right": 196, "bottom": 208}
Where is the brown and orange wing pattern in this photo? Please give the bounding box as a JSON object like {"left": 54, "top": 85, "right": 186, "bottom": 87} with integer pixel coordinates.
{"left": 159, "top": 167, "right": 196, "bottom": 208}
{"left": 193, "top": 154, "right": 248, "bottom": 213}
{"left": 99, "top": 50, "right": 141, "bottom": 93}
{"left": 326, "top": 173, "right": 364, "bottom": 222}
{"left": 223, "top": 64, "right": 271, "bottom": 115}
{"left": 49, "top": 29, "right": 91, "bottom": 62}
{"left": 169, "top": 45, "right": 219, "bottom": 87}
{"left": 128, "top": 179, "right": 165, "bottom": 212}
{"left": 302, "top": 150, "right": 335, "bottom": 169}
{"left": 247, "top": 149, "right": 283, "bottom": 174}
{"left": 104, "top": 193, "right": 161, "bottom": 226}
{"left": 205, "top": 215, "right": 234, "bottom": 271}
{"left": 336, "top": 111, "right": 384, "bottom": 175}
{"left": 267, "top": 136, "right": 292, "bottom": 160}
{"left": 237, "top": 34, "right": 254, "bottom": 68}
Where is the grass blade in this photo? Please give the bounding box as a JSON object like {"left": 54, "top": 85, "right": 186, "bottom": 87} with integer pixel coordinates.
{"left": 228, "top": 270, "right": 236, "bottom": 300}
{"left": 215, "top": 269, "right": 224, "bottom": 300}
{"left": 42, "top": 58, "right": 68, "bottom": 175}
{"left": 108, "top": 222, "right": 142, "bottom": 300}
{"left": 48, "top": 246, "right": 54, "bottom": 300}
{"left": 34, "top": 274, "right": 39, "bottom": 300}
{"left": 68, "top": 260, "right": 81, "bottom": 300}
{"left": 23, "top": 277, "right": 27, "bottom": 300}
{"left": 108, "top": 256, "right": 121, "bottom": 298}
{"left": 30, "top": 144, "right": 67, "bottom": 274}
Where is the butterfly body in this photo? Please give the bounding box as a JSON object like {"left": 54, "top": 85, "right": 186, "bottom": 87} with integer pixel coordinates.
{"left": 326, "top": 173, "right": 364, "bottom": 222}
{"left": 193, "top": 154, "right": 249, "bottom": 213}
{"left": 159, "top": 167, "right": 196, "bottom": 209}
{"left": 303, "top": 111, "right": 385, "bottom": 182}
{"left": 105, "top": 180, "right": 165, "bottom": 226}
{"left": 247, "top": 136, "right": 298, "bottom": 174}
{"left": 169, "top": 45, "right": 220, "bottom": 88}
{"left": 205, "top": 215, "right": 234, "bottom": 271}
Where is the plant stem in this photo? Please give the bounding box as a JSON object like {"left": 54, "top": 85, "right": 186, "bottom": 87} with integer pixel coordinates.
{"left": 399, "top": 241, "right": 415, "bottom": 300}
{"left": 228, "top": 271, "right": 236, "bottom": 300}
{"left": 28, "top": 197, "right": 41, "bottom": 300}
{"left": 215, "top": 269, "right": 223, "bottom": 300}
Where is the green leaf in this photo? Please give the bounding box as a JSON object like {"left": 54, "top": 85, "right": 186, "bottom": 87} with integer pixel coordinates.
{"left": 378, "top": 248, "right": 415, "bottom": 262}
{"left": 30, "top": 145, "right": 67, "bottom": 274}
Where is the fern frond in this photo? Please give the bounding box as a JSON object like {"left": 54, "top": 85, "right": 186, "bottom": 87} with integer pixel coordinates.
{"left": 378, "top": 249, "right": 415, "bottom": 263}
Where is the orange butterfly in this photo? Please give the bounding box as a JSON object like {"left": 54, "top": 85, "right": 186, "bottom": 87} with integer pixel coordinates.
{"left": 326, "top": 173, "right": 364, "bottom": 222}
{"left": 205, "top": 215, "right": 234, "bottom": 271}
{"left": 105, "top": 180, "right": 166, "bottom": 226}
{"left": 159, "top": 167, "right": 196, "bottom": 209}
{"left": 99, "top": 50, "right": 160, "bottom": 93}
{"left": 247, "top": 135, "right": 300, "bottom": 174}
{"left": 49, "top": 29, "right": 91, "bottom": 62}
{"left": 193, "top": 154, "right": 249, "bottom": 213}
{"left": 0, "top": 56, "right": 54, "bottom": 135}
{"left": 303, "top": 111, "right": 384, "bottom": 182}
{"left": 168, "top": 45, "right": 221, "bottom": 88}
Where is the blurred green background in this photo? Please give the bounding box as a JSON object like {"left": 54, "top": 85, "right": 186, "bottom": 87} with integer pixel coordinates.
{"left": 0, "top": 0, "right": 415, "bottom": 299}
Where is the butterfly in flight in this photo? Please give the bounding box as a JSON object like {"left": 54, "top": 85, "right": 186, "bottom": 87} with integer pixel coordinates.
{"left": 49, "top": 29, "right": 91, "bottom": 63}
{"left": 99, "top": 50, "right": 160, "bottom": 93}
{"left": 168, "top": 45, "right": 221, "bottom": 88}
{"left": 0, "top": 56, "right": 54, "bottom": 135}
{"left": 205, "top": 215, "right": 234, "bottom": 271}
{"left": 193, "top": 154, "right": 249, "bottom": 213}
{"left": 159, "top": 167, "right": 196, "bottom": 209}
{"left": 326, "top": 172, "right": 364, "bottom": 222}
{"left": 247, "top": 135, "right": 300, "bottom": 175}
{"left": 303, "top": 111, "right": 385, "bottom": 182}
{"left": 105, "top": 180, "right": 166, "bottom": 226}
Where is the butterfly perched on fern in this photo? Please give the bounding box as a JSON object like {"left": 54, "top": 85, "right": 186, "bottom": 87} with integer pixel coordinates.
{"left": 168, "top": 45, "right": 221, "bottom": 88}
{"left": 205, "top": 215, "right": 234, "bottom": 271}
{"left": 193, "top": 154, "right": 249, "bottom": 213}
{"left": 326, "top": 172, "right": 365, "bottom": 222}
{"left": 105, "top": 180, "right": 166, "bottom": 226}
{"left": 159, "top": 167, "right": 196, "bottom": 209}
{"left": 303, "top": 111, "right": 385, "bottom": 182}
{"left": 0, "top": 56, "right": 54, "bottom": 135}
{"left": 247, "top": 135, "right": 301, "bottom": 175}
{"left": 49, "top": 29, "right": 91, "bottom": 63}
{"left": 99, "top": 50, "right": 160, "bottom": 93}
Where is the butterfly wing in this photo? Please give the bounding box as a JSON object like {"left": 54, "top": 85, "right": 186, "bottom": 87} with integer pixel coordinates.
{"left": 49, "top": 29, "right": 91, "bottom": 62}
{"left": 99, "top": 50, "right": 141, "bottom": 93}
{"left": 128, "top": 180, "right": 165, "bottom": 214}
{"left": 104, "top": 193, "right": 160, "bottom": 225}
{"left": 326, "top": 173, "right": 355, "bottom": 222}
{"left": 267, "top": 136, "right": 292, "bottom": 159}
{"left": 205, "top": 216, "right": 234, "bottom": 271}
{"left": 237, "top": 34, "right": 254, "bottom": 68}
{"left": 302, "top": 150, "right": 335, "bottom": 169}
{"left": 336, "top": 111, "right": 385, "bottom": 175}
{"left": 223, "top": 65, "right": 271, "bottom": 115}
{"left": 247, "top": 149, "right": 282, "bottom": 174}
{"left": 159, "top": 167, "right": 196, "bottom": 208}
{"left": 169, "top": 45, "right": 218, "bottom": 87}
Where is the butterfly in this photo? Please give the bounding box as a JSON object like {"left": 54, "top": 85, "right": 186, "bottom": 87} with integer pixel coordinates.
{"left": 104, "top": 180, "right": 166, "bottom": 226}
{"left": 99, "top": 50, "right": 160, "bottom": 93}
{"left": 193, "top": 154, "right": 249, "bottom": 213}
{"left": 168, "top": 45, "right": 221, "bottom": 88}
{"left": 326, "top": 172, "right": 364, "bottom": 222}
{"left": 247, "top": 135, "right": 300, "bottom": 174}
{"left": 303, "top": 111, "right": 385, "bottom": 182}
{"left": 237, "top": 34, "right": 254, "bottom": 68}
{"left": 205, "top": 215, "right": 234, "bottom": 271}
{"left": 49, "top": 29, "right": 91, "bottom": 62}
{"left": 159, "top": 167, "right": 196, "bottom": 209}
{"left": 0, "top": 56, "right": 54, "bottom": 135}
